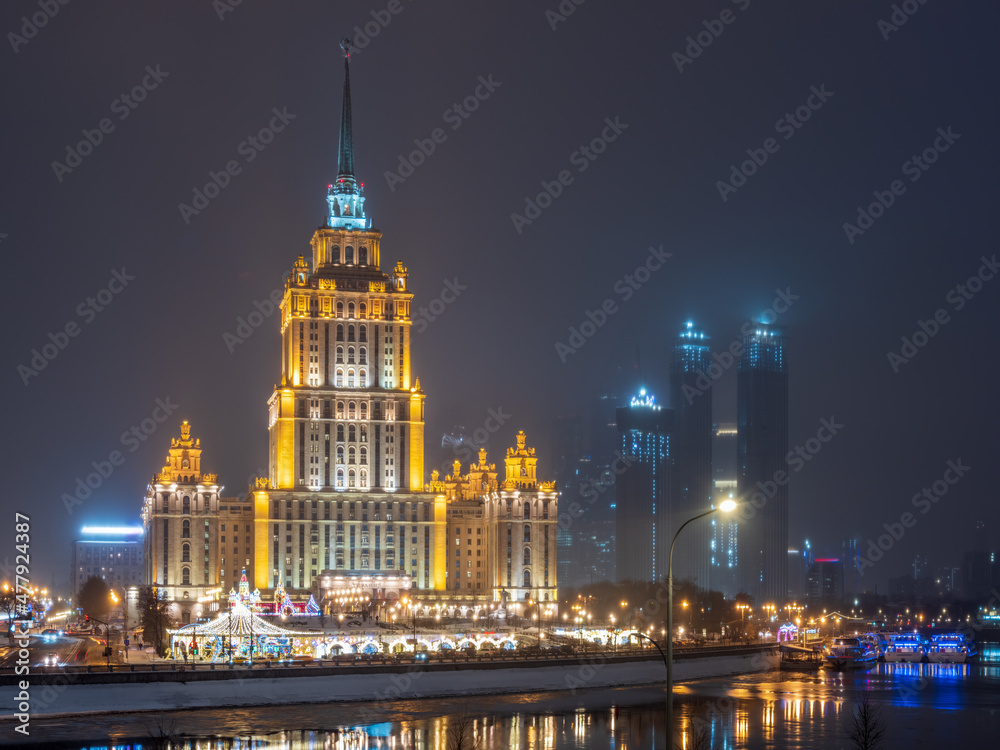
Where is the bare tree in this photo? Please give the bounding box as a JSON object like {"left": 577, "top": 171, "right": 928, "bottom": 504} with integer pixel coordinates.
{"left": 447, "top": 708, "right": 482, "bottom": 750}
{"left": 847, "top": 691, "right": 886, "bottom": 750}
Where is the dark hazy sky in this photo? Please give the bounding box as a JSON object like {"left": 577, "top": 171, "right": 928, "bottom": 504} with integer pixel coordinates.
{"left": 2, "top": 1, "right": 997, "bottom": 594}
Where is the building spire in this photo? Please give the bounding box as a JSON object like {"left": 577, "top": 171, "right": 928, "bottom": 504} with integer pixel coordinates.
{"left": 337, "top": 38, "right": 355, "bottom": 180}
{"left": 326, "top": 37, "right": 368, "bottom": 230}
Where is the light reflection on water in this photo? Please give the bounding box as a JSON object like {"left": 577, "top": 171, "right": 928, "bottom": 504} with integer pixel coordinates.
{"left": 27, "top": 658, "right": 1000, "bottom": 749}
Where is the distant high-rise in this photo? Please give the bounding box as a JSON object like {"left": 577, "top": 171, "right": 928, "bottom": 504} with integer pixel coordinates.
{"left": 737, "top": 324, "right": 788, "bottom": 602}
{"left": 670, "top": 323, "right": 713, "bottom": 588}
{"left": 615, "top": 390, "right": 675, "bottom": 582}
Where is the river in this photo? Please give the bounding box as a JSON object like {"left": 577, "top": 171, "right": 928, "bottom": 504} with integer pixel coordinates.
{"left": 17, "top": 648, "right": 1000, "bottom": 748}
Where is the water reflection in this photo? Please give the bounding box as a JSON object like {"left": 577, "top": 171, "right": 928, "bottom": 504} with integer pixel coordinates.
{"left": 28, "top": 658, "right": 1000, "bottom": 750}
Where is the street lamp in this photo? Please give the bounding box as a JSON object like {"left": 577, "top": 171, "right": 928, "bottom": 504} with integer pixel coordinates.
{"left": 665, "top": 499, "right": 737, "bottom": 739}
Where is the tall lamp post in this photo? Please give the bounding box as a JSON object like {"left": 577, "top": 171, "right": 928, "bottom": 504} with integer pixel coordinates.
{"left": 666, "top": 499, "right": 738, "bottom": 739}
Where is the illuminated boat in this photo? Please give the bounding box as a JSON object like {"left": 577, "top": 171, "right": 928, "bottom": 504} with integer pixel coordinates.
{"left": 884, "top": 633, "right": 926, "bottom": 663}
{"left": 823, "top": 637, "right": 877, "bottom": 670}
{"left": 928, "top": 633, "right": 976, "bottom": 663}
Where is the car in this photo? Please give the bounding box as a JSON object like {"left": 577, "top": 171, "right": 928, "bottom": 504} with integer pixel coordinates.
{"left": 40, "top": 629, "right": 62, "bottom": 640}
{"left": 42, "top": 654, "right": 58, "bottom": 666}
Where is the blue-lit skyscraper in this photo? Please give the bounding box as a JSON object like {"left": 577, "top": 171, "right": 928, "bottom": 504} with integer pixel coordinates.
{"left": 615, "top": 391, "right": 675, "bottom": 582}
{"left": 737, "top": 324, "right": 788, "bottom": 603}
{"left": 670, "top": 322, "right": 714, "bottom": 589}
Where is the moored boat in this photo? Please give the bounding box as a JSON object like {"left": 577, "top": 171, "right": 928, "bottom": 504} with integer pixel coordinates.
{"left": 884, "top": 633, "right": 926, "bottom": 663}
{"left": 823, "top": 636, "right": 877, "bottom": 670}
{"left": 928, "top": 633, "right": 976, "bottom": 663}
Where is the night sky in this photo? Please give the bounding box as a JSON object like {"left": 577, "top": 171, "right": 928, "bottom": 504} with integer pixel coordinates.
{"left": 2, "top": 0, "right": 997, "bottom": 594}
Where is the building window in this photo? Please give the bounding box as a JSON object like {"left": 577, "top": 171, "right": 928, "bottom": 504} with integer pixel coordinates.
{"left": 182, "top": 544, "right": 190, "bottom": 562}
{"left": 182, "top": 520, "right": 190, "bottom": 538}
{"left": 524, "top": 524, "right": 531, "bottom": 543}
{"left": 523, "top": 548, "right": 531, "bottom": 566}
{"left": 183, "top": 496, "right": 190, "bottom": 514}
{"left": 182, "top": 567, "right": 191, "bottom": 585}
{"left": 523, "top": 569, "right": 530, "bottom": 588}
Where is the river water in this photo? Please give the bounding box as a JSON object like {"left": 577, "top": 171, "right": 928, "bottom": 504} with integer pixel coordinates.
{"left": 21, "top": 648, "right": 1000, "bottom": 748}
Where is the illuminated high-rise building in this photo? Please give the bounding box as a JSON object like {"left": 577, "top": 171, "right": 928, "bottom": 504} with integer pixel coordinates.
{"left": 736, "top": 324, "right": 788, "bottom": 602}
{"left": 670, "top": 322, "right": 713, "bottom": 588}
{"left": 615, "top": 390, "right": 675, "bottom": 582}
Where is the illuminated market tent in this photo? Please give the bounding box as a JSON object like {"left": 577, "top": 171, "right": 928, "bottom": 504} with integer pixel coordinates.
{"left": 168, "top": 600, "right": 315, "bottom": 661}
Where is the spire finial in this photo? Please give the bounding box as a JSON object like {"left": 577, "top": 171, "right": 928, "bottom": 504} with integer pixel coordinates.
{"left": 337, "top": 37, "right": 354, "bottom": 179}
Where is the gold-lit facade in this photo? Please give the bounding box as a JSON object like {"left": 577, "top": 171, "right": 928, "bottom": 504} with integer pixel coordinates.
{"left": 141, "top": 50, "right": 557, "bottom": 613}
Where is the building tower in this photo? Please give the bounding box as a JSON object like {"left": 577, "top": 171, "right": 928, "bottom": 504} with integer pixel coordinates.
{"left": 736, "top": 324, "right": 788, "bottom": 602}
{"left": 256, "top": 42, "right": 438, "bottom": 594}
{"left": 141, "top": 421, "right": 226, "bottom": 623}
{"left": 670, "top": 322, "right": 713, "bottom": 589}
{"left": 615, "top": 390, "right": 675, "bottom": 582}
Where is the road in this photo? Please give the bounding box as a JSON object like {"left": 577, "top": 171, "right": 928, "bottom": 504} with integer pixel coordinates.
{"left": 0, "top": 632, "right": 102, "bottom": 668}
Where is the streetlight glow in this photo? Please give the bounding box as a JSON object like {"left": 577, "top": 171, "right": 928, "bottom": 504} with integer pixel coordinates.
{"left": 718, "top": 499, "right": 737, "bottom": 513}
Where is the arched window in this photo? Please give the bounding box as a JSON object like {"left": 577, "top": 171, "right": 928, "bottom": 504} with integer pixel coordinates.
{"left": 523, "top": 569, "right": 530, "bottom": 588}
{"left": 331, "top": 244, "right": 340, "bottom": 263}
{"left": 523, "top": 548, "right": 531, "bottom": 566}
{"left": 359, "top": 302, "right": 367, "bottom": 318}
{"left": 360, "top": 426, "right": 367, "bottom": 443}
{"left": 359, "top": 325, "right": 367, "bottom": 342}
{"left": 348, "top": 302, "right": 355, "bottom": 318}
{"left": 336, "top": 302, "right": 344, "bottom": 318}
{"left": 182, "top": 496, "right": 190, "bottom": 514}
{"left": 182, "top": 520, "right": 190, "bottom": 538}
{"left": 360, "top": 402, "right": 367, "bottom": 419}
{"left": 345, "top": 246, "right": 354, "bottom": 264}
{"left": 182, "top": 544, "right": 191, "bottom": 562}
{"left": 360, "top": 447, "right": 368, "bottom": 465}
{"left": 336, "top": 425, "right": 344, "bottom": 442}
{"left": 182, "top": 567, "right": 191, "bottom": 586}
{"left": 359, "top": 347, "right": 367, "bottom": 365}
{"left": 348, "top": 469, "right": 356, "bottom": 488}
{"left": 348, "top": 425, "right": 356, "bottom": 442}
{"left": 336, "top": 369, "right": 344, "bottom": 387}
{"left": 336, "top": 447, "right": 345, "bottom": 464}
{"left": 347, "top": 325, "right": 355, "bottom": 342}
{"left": 336, "top": 469, "right": 344, "bottom": 488}
{"left": 336, "top": 401, "right": 345, "bottom": 418}
{"left": 523, "top": 503, "right": 531, "bottom": 520}
{"left": 336, "top": 346, "right": 344, "bottom": 364}
{"left": 349, "top": 447, "right": 356, "bottom": 464}
{"left": 359, "top": 247, "right": 368, "bottom": 265}
{"left": 358, "top": 369, "right": 366, "bottom": 387}
{"left": 360, "top": 469, "right": 368, "bottom": 488}
{"left": 347, "top": 346, "right": 356, "bottom": 364}
{"left": 336, "top": 324, "right": 344, "bottom": 341}
{"left": 348, "top": 402, "right": 356, "bottom": 419}
{"left": 347, "top": 370, "right": 355, "bottom": 388}
{"left": 523, "top": 525, "right": 531, "bottom": 543}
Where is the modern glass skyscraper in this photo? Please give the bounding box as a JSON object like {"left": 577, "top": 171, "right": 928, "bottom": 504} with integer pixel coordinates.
{"left": 615, "top": 391, "right": 675, "bottom": 582}
{"left": 670, "top": 322, "right": 713, "bottom": 588}
{"left": 736, "top": 324, "right": 788, "bottom": 603}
